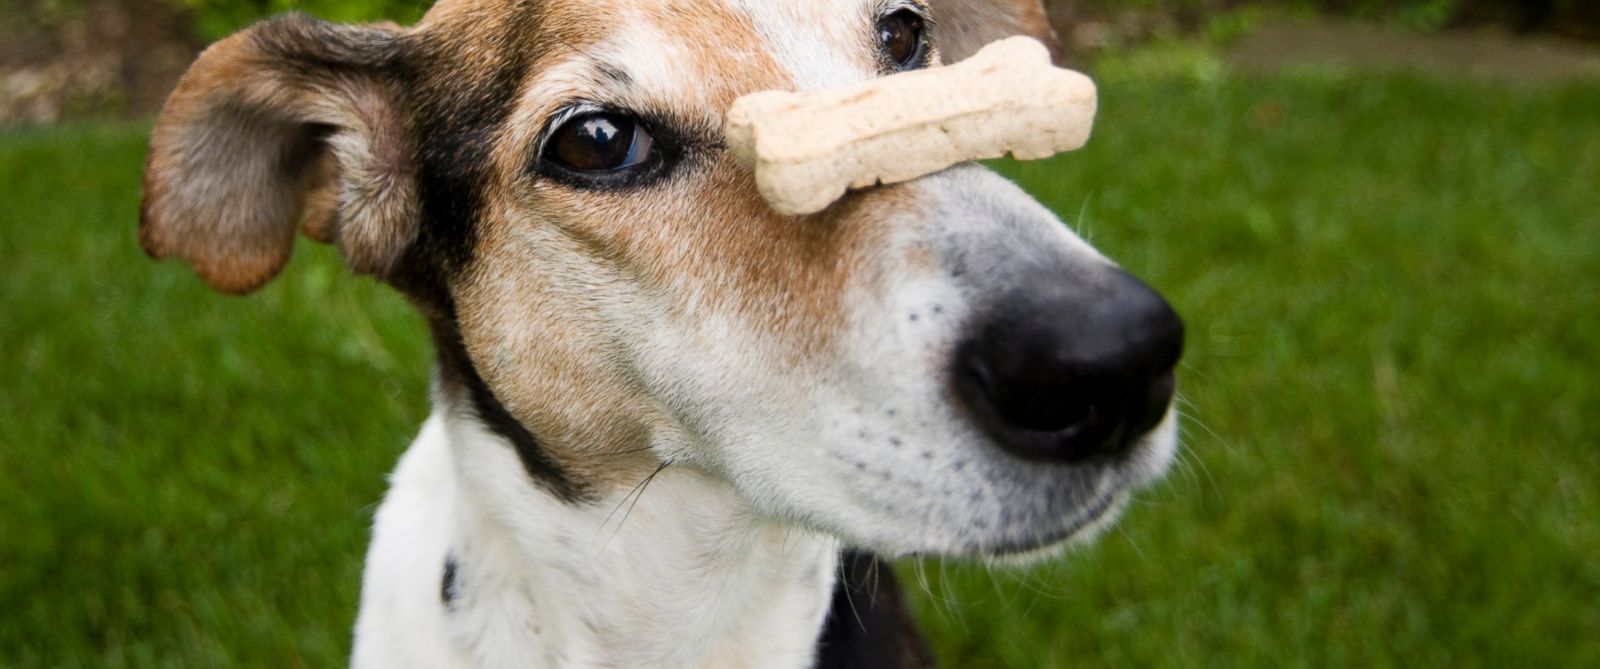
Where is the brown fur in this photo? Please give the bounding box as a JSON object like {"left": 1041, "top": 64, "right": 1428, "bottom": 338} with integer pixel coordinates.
{"left": 142, "top": 0, "right": 1057, "bottom": 491}
{"left": 934, "top": 0, "right": 1059, "bottom": 63}
{"left": 141, "top": 18, "right": 417, "bottom": 293}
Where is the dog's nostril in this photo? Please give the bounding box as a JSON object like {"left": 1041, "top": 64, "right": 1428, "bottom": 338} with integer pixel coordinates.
{"left": 1128, "top": 369, "right": 1177, "bottom": 438}
{"left": 982, "top": 368, "right": 1096, "bottom": 433}
{"left": 1005, "top": 393, "right": 1094, "bottom": 433}
{"left": 953, "top": 266, "right": 1183, "bottom": 464}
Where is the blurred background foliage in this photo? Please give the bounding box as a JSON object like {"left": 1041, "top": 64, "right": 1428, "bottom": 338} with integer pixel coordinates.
{"left": 3, "top": 0, "right": 1598, "bottom": 125}
{"left": 1067, "top": 0, "right": 1600, "bottom": 37}
{"left": 0, "top": 0, "right": 1595, "bottom": 126}
{"left": 171, "top": 0, "right": 427, "bottom": 39}
{"left": 7, "top": 0, "right": 1600, "bottom": 41}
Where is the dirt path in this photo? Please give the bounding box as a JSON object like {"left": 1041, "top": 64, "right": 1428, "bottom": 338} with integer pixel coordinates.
{"left": 1226, "top": 21, "right": 1600, "bottom": 83}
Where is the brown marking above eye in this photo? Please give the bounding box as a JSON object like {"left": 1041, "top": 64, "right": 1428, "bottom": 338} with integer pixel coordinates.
{"left": 877, "top": 9, "right": 926, "bottom": 69}
{"left": 547, "top": 112, "right": 655, "bottom": 173}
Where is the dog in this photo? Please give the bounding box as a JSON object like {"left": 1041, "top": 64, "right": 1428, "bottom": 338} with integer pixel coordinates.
{"left": 140, "top": 0, "right": 1184, "bottom": 666}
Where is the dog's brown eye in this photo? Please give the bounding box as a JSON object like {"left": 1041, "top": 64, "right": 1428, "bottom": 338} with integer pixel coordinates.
{"left": 547, "top": 112, "right": 654, "bottom": 173}
{"left": 878, "top": 9, "right": 926, "bottom": 69}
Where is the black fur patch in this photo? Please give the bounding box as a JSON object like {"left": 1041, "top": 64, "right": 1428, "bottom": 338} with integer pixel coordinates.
{"left": 441, "top": 554, "right": 460, "bottom": 609}
{"left": 399, "top": 9, "right": 545, "bottom": 275}
{"left": 367, "top": 9, "right": 587, "bottom": 502}
{"left": 815, "top": 551, "right": 936, "bottom": 668}
{"left": 393, "top": 242, "right": 582, "bottom": 502}
{"left": 431, "top": 311, "right": 587, "bottom": 503}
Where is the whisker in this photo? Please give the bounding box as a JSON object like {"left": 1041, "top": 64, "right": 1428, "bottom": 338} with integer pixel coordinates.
{"left": 866, "top": 555, "right": 882, "bottom": 610}
{"left": 1008, "top": 560, "right": 1071, "bottom": 603}
{"left": 593, "top": 460, "right": 670, "bottom": 552}
{"left": 1117, "top": 523, "right": 1149, "bottom": 563}
{"left": 603, "top": 461, "right": 670, "bottom": 550}
{"left": 839, "top": 555, "right": 869, "bottom": 634}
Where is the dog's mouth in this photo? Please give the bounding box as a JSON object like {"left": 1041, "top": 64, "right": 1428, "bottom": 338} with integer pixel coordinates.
{"left": 976, "top": 407, "right": 1179, "bottom": 559}
{"left": 920, "top": 407, "right": 1178, "bottom": 560}
{"left": 981, "top": 486, "right": 1125, "bottom": 559}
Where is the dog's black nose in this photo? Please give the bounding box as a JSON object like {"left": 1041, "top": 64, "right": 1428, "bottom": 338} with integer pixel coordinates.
{"left": 953, "top": 266, "right": 1184, "bottom": 463}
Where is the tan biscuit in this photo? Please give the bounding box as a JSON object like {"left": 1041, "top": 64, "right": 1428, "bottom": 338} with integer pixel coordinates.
{"left": 726, "top": 36, "right": 1097, "bottom": 216}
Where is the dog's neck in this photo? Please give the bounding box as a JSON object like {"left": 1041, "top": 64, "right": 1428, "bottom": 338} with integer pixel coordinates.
{"left": 355, "top": 388, "right": 841, "bottom": 668}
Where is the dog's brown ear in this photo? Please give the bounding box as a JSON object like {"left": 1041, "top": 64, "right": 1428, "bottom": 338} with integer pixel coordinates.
{"left": 931, "top": 0, "right": 1061, "bottom": 64}
{"left": 141, "top": 13, "right": 417, "bottom": 294}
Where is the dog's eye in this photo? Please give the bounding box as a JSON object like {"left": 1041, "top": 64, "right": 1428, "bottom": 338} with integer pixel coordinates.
{"left": 877, "top": 9, "right": 927, "bottom": 70}
{"left": 546, "top": 112, "right": 655, "bottom": 173}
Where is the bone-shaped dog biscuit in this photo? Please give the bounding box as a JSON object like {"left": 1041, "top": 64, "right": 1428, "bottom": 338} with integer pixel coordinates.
{"left": 726, "top": 36, "right": 1097, "bottom": 216}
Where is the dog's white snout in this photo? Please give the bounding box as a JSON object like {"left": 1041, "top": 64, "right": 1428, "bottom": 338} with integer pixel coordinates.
{"left": 767, "top": 164, "right": 1183, "bottom": 557}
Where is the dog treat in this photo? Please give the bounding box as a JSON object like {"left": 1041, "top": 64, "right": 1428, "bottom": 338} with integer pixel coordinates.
{"left": 726, "top": 36, "right": 1097, "bottom": 216}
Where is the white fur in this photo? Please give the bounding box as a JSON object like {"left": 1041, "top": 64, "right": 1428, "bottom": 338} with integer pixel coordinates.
{"left": 725, "top": 0, "right": 879, "bottom": 89}
{"left": 353, "top": 394, "right": 839, "bottom": 669}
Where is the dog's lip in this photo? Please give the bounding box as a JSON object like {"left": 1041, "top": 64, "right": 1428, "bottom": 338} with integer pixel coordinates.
{"left": 980, "top": 487, "right": 1122, "bottom": 558}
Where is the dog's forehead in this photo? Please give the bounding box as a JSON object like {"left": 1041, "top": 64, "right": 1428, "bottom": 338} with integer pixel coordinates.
{"left": 577, "top": 0, "right": 884, "bottom": 99}
{"left": 430, "top": 0, "right": 884, "bottom": 97}
{"left": 466, "top": 0, "right": 894, "bottom": 177}
{"left": 716, "top": 0, "right": 883, "bottom": 89}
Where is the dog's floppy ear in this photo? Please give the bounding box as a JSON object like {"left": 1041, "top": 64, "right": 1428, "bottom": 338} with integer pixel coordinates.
{"left": 931, "top": 0, "right": 1061, "bottom": 64}
{"left": 141, "top": 13, "right": 417, "bottom": 294}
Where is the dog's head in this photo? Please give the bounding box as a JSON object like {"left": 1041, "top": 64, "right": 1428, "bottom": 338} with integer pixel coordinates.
{"left": 142, "top": 0, "right": 1182, "bottom": 558}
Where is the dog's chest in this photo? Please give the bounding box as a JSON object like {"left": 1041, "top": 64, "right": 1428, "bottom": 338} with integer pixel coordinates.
{"left": 443, "top": 523, "right": 837, "bottom": 668}
{"left": 355, "top": 415, "right": 839, "bottom": 669}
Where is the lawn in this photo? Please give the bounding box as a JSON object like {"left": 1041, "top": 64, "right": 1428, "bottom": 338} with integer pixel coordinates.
{"left": 2, "top": 65, "right": 1597, "bottom": 666}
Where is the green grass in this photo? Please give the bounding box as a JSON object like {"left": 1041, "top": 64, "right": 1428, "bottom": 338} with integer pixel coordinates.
{"left": 3, "top": 69, "right": 1597, "bottom": 667}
